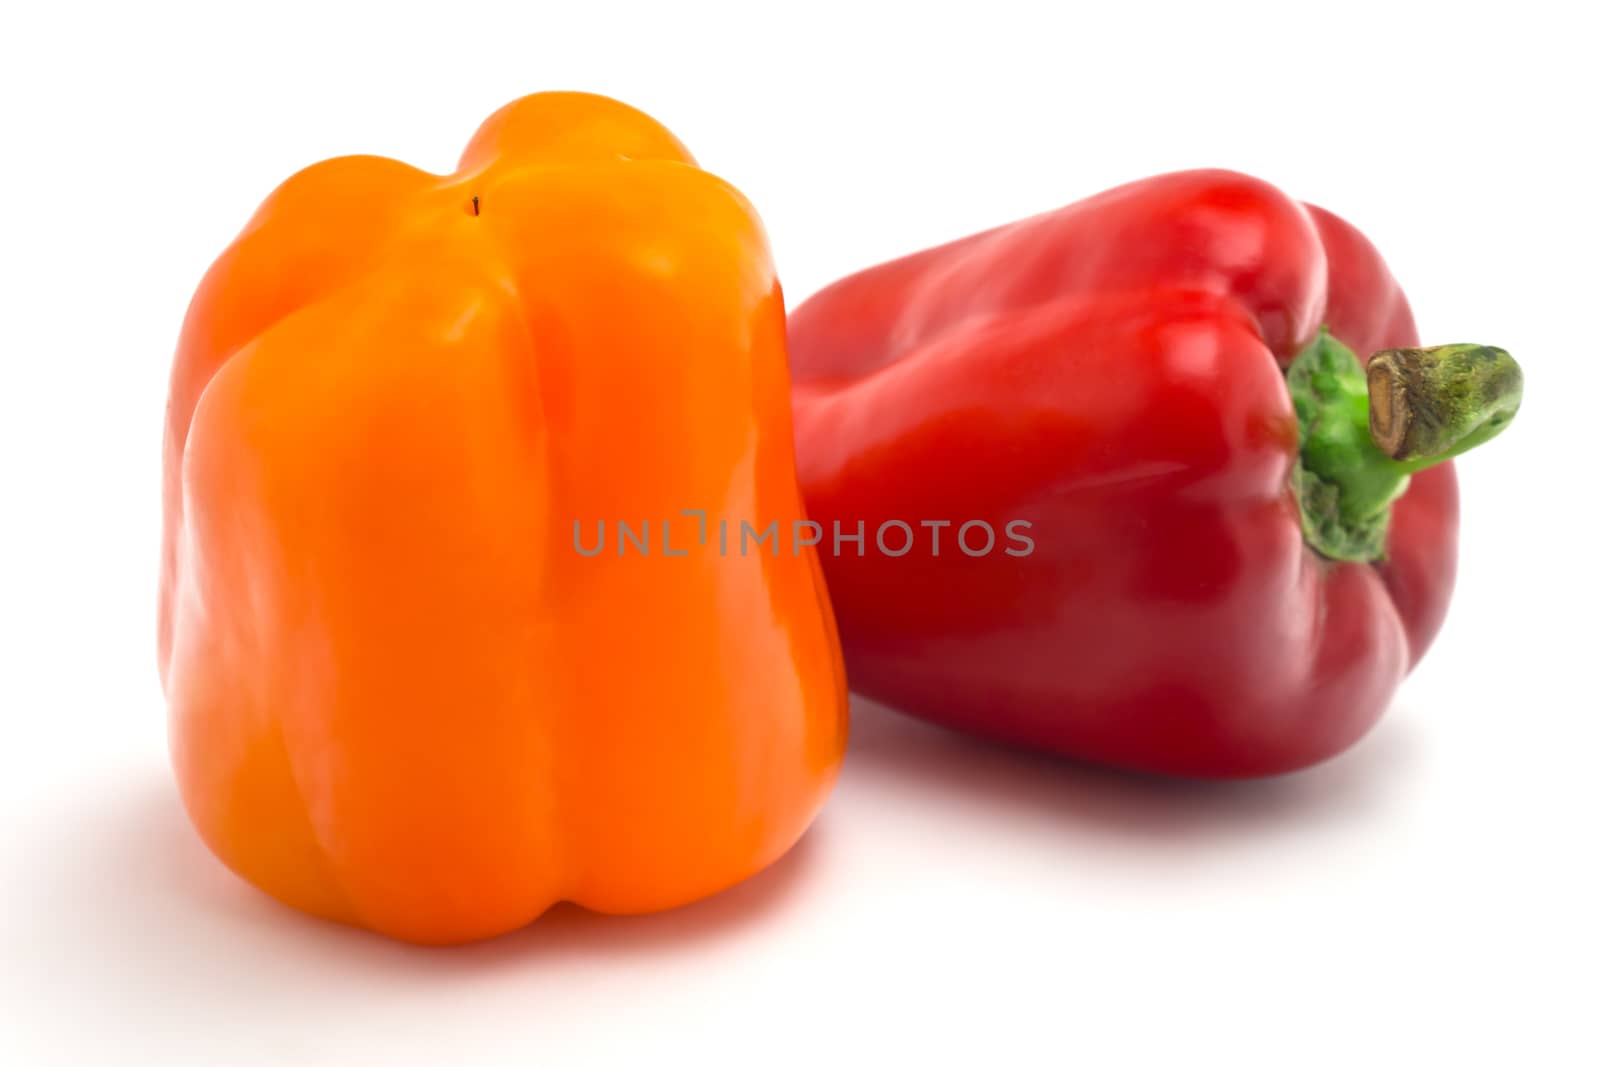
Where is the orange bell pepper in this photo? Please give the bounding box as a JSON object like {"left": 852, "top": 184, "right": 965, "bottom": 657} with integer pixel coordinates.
{"left": 158, "top": 92, "right": 847, "bottom": 945}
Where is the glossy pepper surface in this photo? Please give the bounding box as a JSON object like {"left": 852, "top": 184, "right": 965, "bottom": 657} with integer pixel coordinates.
{"left": 160, "top": 93, "right": 847, "bottom": 944}
{"left": 788, "top": 169, "right": 1518, "bottom": 777}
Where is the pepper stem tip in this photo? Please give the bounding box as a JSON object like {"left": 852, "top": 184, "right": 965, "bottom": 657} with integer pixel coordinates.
{"left": 1366, "top": 344, "right": 1522, "bottom": 464}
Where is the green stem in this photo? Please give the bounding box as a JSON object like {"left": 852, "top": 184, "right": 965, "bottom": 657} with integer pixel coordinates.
{"left": 1288, "top": 330, "right": 1522, "bottom": 562}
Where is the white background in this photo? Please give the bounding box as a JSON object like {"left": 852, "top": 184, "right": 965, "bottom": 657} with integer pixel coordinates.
{"left": 3, "top": 1, "right": 1597, "bottom": 1063}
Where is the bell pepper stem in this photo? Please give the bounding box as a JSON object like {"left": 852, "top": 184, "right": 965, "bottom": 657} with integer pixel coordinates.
{"left": 1288, "top": 331, "right": 1522, "bottom": 562}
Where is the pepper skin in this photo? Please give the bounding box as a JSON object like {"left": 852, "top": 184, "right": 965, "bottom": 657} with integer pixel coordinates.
{"left": 159, "top": 93, "right": 847, "bottom": 944}
{"left": 788, "top": 169, "right": 1517, "bottom": 778}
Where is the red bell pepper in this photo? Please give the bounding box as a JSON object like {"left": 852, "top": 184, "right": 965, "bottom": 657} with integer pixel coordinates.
{"left": 788, "top": 169, "right": 1520, "bottom": 777}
